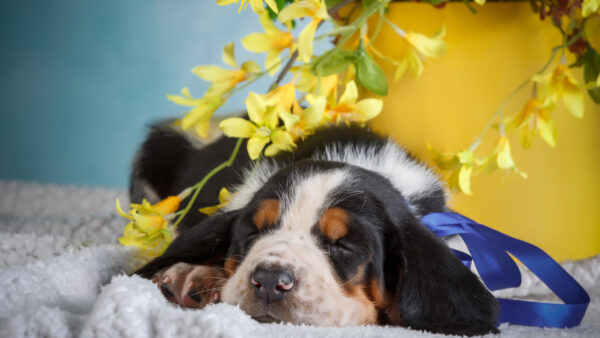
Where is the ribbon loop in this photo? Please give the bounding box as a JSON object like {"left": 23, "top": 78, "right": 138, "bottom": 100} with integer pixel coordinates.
{"left": 421, "top": 212, "right": 590, "bottom": 328}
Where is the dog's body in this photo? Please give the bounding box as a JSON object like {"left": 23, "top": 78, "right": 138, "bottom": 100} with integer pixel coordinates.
{"left": 132, "top": 122, "right": 499, "bottom": 335}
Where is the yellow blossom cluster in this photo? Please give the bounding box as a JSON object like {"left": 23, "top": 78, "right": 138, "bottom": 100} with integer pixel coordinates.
{"left": 167, "top": 0, "right": 447, "bottom": 149}
{"left": 432, "top": 61, "right": 586, "bottom": 195}
{"left": 431, "top": 136, "right": 526, "bottom": 196}
{"left": 218, "top": 77, "right": 383, "bottom": 160}
{"left": 167, "top": 43, "right": 261, "bottom": 137}
{"left": 116, "top": 188, "right": 190, "bottom": 258}
{"left": 170, "top": 0, "right": 402, "bottom": 161}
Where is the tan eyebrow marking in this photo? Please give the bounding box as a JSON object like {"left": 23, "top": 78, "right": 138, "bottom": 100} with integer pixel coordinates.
{"left": 252, "top": 199, "right": 280, "bottom": 230}
{"left": 318, "top": 207, "right": 349, "bottom": 241}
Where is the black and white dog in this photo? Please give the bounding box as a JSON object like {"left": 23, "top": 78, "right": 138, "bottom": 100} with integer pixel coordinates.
{"left": 132, "top": 122, "right": 499, "bottom": 336}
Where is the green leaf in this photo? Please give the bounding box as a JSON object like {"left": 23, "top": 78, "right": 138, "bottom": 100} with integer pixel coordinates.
{"left": 310, "top": 49, "right": 356, "bottom": 76}
{"left": 583, "top": 48, "right": 600, "bottom": 104}
{"left": 354, "top": 48, "right": 388, "bottom": 96}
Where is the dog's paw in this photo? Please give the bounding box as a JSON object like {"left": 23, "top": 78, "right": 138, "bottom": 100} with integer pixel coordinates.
{"left": 151, "top": 262, "right": 226, "bottom": 308}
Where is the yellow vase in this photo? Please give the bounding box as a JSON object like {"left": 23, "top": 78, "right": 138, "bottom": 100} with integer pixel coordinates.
{"left": 370, "top": 2, "right": 600, "bottom": 261}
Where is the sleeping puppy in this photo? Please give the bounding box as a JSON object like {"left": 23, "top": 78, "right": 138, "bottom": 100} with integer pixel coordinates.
{"left": 131, "top": 122, "right": 499, "bottom": 336}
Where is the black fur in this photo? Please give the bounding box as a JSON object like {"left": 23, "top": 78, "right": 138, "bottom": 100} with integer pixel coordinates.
{"left": 132, "top": 122, "right": 499, "bottom": 335}
{"left": 130, "top": 123, "right": 251, "bottom": 232}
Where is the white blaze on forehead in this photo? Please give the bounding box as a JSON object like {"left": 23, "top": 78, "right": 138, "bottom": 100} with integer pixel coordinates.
{"left": 316, "top": 142, "right": 446, "bottom": 216}
{"left": 280, "top": 169, "right": 349, "bottom": 234}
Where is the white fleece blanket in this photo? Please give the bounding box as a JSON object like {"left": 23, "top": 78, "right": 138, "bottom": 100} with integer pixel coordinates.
{"left": 0, "top": 180, "right": 598, "bottom": 337}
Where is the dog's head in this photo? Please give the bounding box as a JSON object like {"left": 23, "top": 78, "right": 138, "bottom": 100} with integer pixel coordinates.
{"left": 137, "top": 160, "right": 499, "bottom": 335}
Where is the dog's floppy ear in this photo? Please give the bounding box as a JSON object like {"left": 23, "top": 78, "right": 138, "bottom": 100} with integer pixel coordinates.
{"left": 135, "top": 209, "right": 241, "bottom": 279}
{"left": 382, "top": 212, "right": 500, "bottom": 336}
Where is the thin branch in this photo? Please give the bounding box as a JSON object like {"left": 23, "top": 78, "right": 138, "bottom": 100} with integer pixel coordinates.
{"left": 269, "top": 0, "right": 358, "bottom": 90}
{"left": 271, "top": 50, "right": 298, "bottom": 89}
{"left": 172, "top": 138, "right": 244, "bottom": 229}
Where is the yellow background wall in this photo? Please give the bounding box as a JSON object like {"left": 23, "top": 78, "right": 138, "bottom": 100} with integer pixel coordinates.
{"left": 370, "top": 3, "right": 600, "bottom": 261}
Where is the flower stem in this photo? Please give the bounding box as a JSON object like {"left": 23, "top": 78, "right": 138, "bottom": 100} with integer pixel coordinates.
{"left": 172, "top": 138, "right": 243, "bottom": 229}
{"left": 365, "top": 8, "right": 385, "bottom": 49}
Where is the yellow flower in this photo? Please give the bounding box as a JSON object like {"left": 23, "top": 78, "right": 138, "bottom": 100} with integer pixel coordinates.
{"left": 192, "top": 43, "right": 261, "bottom": 97}
{"left": 219, "top": 92, "right": 296, "bottom": 159}
{"left": 168, "top": 44, "right": 260, "bottom": 138}
{"left": 278, "top": 0, "right": 329, "bottom": 63}
{"left": 533, "top": 64, "right": 584, "bottom": 119}
{"left": 430, "top": 147, "right": 475, "bottom": 195}
{"left": 402, "top": 27, "right": 447, "bottom": 79}
{"left": 280, "top": 96, "right": 327, "bottom": 139}
{"left": 293, "top": 65, "right": 338, "bottom": 98}
{"left": 387, "top": 24, "right": 447, "bottom": 80}
{"left": 474, "top": 0, "right": 486, "bottom": 5}
{"left": 584, "top": 14, "right": 600, "bottom": 53}
{"left": 582, "top": 0, "right": 600, "bottom": 17}
{"left": 217, "top": 0, "right": 278, "bottom": 14}
{"left": 242, "top": 13, "right": 295, "bottom": 75}
{"left": 324, "top": 80, "right": 383, "bottom": 124}
{"left": 476, "top": 136, "right": 527, "bottom": 178}
{"left": 116, "top": 188, "right": 191, "bottom": 258}
{"left": 199, "top": 188, "right": 232, "bottom": 215}
{"left": 168, "top": 88, "right": 222, "bottom": 138}
{"left": 118, "top": 223, "right": 172, "bottom": 258}
{"left": 505, "top": 98, "right": 557, "bottom": 149}
{"left": 263, "top": 82, "right": 297, "bottom": 113}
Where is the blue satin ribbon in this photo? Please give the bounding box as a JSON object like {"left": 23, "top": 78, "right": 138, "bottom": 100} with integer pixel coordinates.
{"left": 421, "top": 212, "right": 590, "bottom": 328}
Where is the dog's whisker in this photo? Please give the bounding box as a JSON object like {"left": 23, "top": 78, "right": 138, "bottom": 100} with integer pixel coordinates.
{"left": 192, "top": 276, "right": 228, "bottom": 282}
{"left": 189, "top": 287, "right": 223, "bottom": 296}
{"left": 216, "top": 267, "right": 236, "bottom": 275}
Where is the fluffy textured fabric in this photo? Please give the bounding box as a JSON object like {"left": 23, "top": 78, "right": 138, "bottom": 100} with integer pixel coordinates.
{"left": 0, "top": 180, "right": 598, "bottom": 337}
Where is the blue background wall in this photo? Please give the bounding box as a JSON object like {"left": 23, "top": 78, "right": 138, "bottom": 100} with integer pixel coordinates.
{"left": 0, "top": 0, "right": 272, "bottom": 187}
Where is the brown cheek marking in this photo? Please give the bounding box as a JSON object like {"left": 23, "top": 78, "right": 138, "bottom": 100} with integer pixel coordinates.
{"left": 368, "top": 278, "right": 388, "bottom": 308}
{"left": 223, "top": 258, "right": 238, "bottom": 278}
{"left": 345, "top": 284, "right": 378, "bottom": 325}
{"left": 253, "top": 199, "right": 280, "bottom": 230}
{"left": 318, "top": 207, "right": 349, "bottom": 241}
{"left": 339, "top": 264, "right": 377, "bottom": 324}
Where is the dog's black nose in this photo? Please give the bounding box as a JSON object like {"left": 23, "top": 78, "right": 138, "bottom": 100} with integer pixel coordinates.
{"left": 251, "top": 267, "right": 294, "bottom": 304}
